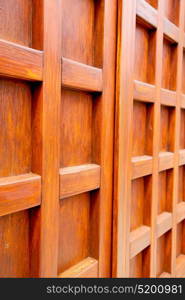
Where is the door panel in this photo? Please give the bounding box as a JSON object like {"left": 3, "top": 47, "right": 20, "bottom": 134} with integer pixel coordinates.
{"left": 113, "top": 0, "right": 185, "bottom": 278}
{"left": 0, "top": 0, "right": 117, "bottom": 278}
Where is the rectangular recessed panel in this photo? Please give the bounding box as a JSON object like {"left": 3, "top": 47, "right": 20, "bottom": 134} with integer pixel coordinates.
{"left": 0, "top": 0, "right": 32, "bottom": 47}
{"left": 0, "top": 39, "right": 43, "bottom": 81}
{"left": 132, "top": 101, "right": 153, "bottom": 156}
{"left": 178, "top": 166, "right": 185, "bottom": 203}
{"left": 176, "top": 255, "right": 185, "bottom": 278}
{"left": 131, "top": 175, "right": 152, "bottom": 231}
{"left": 130, "top": 246, "right": 150, "bottom": 278}
{"left": 0, "top": 79, "right": 32, "bottom": 177}
{"left": 162, "top": 38, "right": 177, "bottom": 91}
{"left": 58, "top": 193, "right": 90, "bottom": 274}
{"left": 62, "top": 57, "right": 102, "bottom": 92}
{"left": 0, "top": 211, "right": 30, "bottom": 277}
{"left": 157, "top": 230, "right": 172, "bottom": 277}
{"left": 0, "top": 173, "right": 41, "bottom": 217}
{"left": 164, "top": 0, "right": 180, "bottom": 26}
{"left": 176, "top": 220, "right": 185, "bottom": 258}
{"left": 60, "top": 89, "right": 92, "bottom": 168}
{"left": 158, "top": 169, "right": 173, "bottom": 214}
{"left": 134, "top": 21, "right": 156, "bottom": 84}
{"left": 160, "top": 105, "right": 175, "bottom": 152}
{"left": 180, "top": 109, "right": 185, "bottom": 149}
{"left": 61, "top": 0, "right": 95, "bottom": 66}
{"left": 182, "top": 51, "right": 185, "bottom": 95}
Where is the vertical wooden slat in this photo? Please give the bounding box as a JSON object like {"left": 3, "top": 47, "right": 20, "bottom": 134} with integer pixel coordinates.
{"left": 90, "top": 0, "right": 117, "bottom": 277}
{"left": 150, "top": 0, "right": 164, "bottom": 277}
{"left": 31, "top": 0, "right": 62, "bottom": 277}
{"left": 113, "top": 0, "right": 136, "bottom": 277}
{"left": 171, "top": 0, "right": 185, "bottom": 277}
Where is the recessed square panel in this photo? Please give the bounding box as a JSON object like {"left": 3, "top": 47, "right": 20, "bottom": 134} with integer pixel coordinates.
{"left": 131, "top": 175, "right": 152, "bottom": 231}
{"left": 162, "top": 38, "right": 177, "bottom": 91}
{"left": 134, "top": 21, "right": 156, "bottom": 84}
{"left": 164, "top": 0, "right": 180, "bottom": 26}
{"left": 160, "top": 105, "right": 175, "bottom": 152}
{"left": 132, "top": 101, "right": 154, "bottom": 157}
{"left": 157, "top": 230, "right": 172, "bottom": 277}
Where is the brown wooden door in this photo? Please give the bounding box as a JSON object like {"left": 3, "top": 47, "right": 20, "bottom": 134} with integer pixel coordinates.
{"left": 0, "top": 0, "right": 117, "bottom": 278}
{"left": 113, "top": 0, "right": 185, "bottom": 278}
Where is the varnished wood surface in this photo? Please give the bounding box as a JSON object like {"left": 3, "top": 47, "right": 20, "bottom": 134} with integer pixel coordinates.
{"left": 0, "top": 39, "right": 43, "bottom": 81}
{"left": 113, "top": 0, "right": 185, "bottom": 278}
{"left": 0, "top": 0, "right": 117, "bottom": 278}
{"left": 60, "top": 164, "right": 100, "bottom": 199}
{"left": 0, "top": 173, "right": 41, "bottom": 217}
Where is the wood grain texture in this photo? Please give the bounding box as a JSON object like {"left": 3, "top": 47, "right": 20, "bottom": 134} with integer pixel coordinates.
{"left": 156, "top": 212, "right": 173, "bottom": 238}
{"left": 113, "top": 0, "right": 185, "bottom": 278}
{"left": 31, "top": 0, "right": 62, "bottom": 277}
{"left": 136, "top": 0, "right": 158, "bottom": 28}
{"left": 59, "top": 257, "right": 98, "bottom": 278}
{"left": 130, "top": 226, "right": 151, "bottom": 259}
{"left": 134, "top": 80, "right": 156, "bottom": 103}
{"left": 0, "top": 0, "right": 32, "bottom": 47}
{"left": 59, "top": 0, "right": 117, "bottom": 278}
{"left": 0, "top": 39, "right": 43, "bottom": 81}
{"left": 161, "top": 89, "right": 177, "bottom": 107}
{"left": 58, "top": 193, "right": 90, "bottom": 274}
{"left": 163, "top": 18, "right": 179, "bottom": 43}
{"left": 113, "top": 0, "right": 136, "bottom": 277}
{"left": 0, "top": 173, "right": 41, "bottom": 217}
{"left": 62, "top": 57, "right": 103, "bottom": 92}
{"left": 0, "top": 0, "right": 33, "bottom": 278}
{"left": 132, "top": 155, "right": 153, "bottom": 179}
{"left": 60, "top": 164, "right": 100, "bottom": 199}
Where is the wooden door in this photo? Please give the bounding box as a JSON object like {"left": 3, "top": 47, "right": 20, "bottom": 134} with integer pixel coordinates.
{"left": 0, "top": 0, "right": 117, "bottom": 278}
{"left": 113, "top": 0, "right": 185, "bottom": 278}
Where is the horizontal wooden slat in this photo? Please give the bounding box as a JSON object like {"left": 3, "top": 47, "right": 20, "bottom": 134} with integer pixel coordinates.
{"left": 163, "top": 19, "right": 179, "bottom": 44}
{"left": 159, "top": 272, "right": 171, "bottom": 278}
{"left": 159, "top": 151, "right": 174, "bottom": 172}
{"left": 156, "top": 212, "right": 172, "bottom": 238}
{"left": 62, "top": 57, "right": 103, "bottom": 92}
{"left": 0, "top": 39, "right": 43, "bottom": 81}
{"left": 60, "top": 164, "right": 100, "bottom": 199}
{"left": 59, "top": 257, "right": 98, "bottom": 278}
{"left": 136, "top": 0, "right": 158, "bottom": 28}
{"left": 133, "top": 80, "right": 155, "bottom": 103}
{"left": 0, "top": 173, "right": 41, "bottom": 217}
{"left": 130, "top": 225, "right": 151, "bottom": 259}
{"left": 176, "top": 255, "right": 185, "bottom": 278}
{"left": 181, "top": 94, "right": 185, "bottom": 109}
{"left": 160, "top": 89, "right": 177, "bottom": 107}
{"left": 177, "top": 202, "right": 185, "bottom": 224}
{"left": 179, "top": 149, "right": 185, "bottom": 166}
{"left": 132, "top": 155, "right": 153, "bottom": 179}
